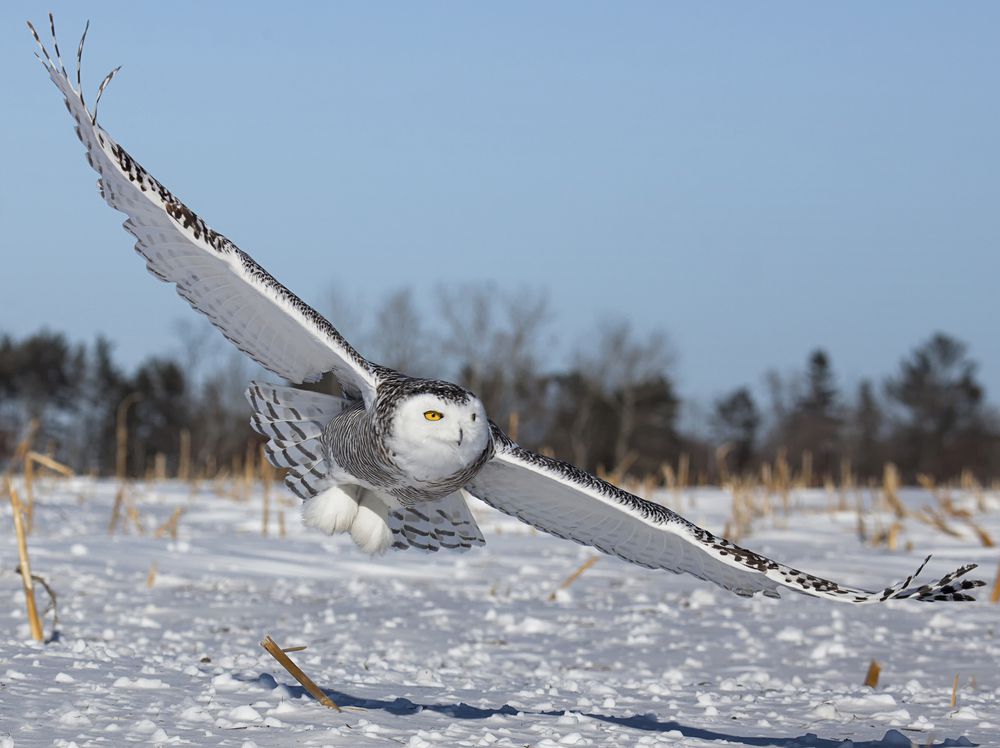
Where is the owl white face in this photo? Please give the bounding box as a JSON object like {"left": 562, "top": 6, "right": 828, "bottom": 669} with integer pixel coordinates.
{"left": 385, "top": 392, "right": 490, "bottom": 483}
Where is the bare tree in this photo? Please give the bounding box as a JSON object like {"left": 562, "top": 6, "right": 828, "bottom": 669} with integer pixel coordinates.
{"left": 370, "top": 289, "right": 435, "bottom": 376}
{"left": 576, "top": 320, "right": 676, "bottom": 470}
{"left": 437, "top": 283, "right": 551, "bottom": 436}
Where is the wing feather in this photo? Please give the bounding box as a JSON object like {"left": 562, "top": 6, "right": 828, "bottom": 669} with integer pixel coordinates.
{"left": 389, "top": 490, "right": 486, "bottom": 553}
{"left": 466, "top": 425, "right": 984, "bottom": 603}
{"left": 31, "top": 20, "right": 377, "bottom": 401}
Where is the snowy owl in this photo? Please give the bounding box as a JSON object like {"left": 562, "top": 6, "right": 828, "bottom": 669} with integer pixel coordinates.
{"left": 30, "top": 18, "right": 985, "bottom": 603}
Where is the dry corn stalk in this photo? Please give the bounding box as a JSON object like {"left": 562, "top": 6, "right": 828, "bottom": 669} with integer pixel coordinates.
{"left": 26, "top": 451, "right": 73, "bottom": 477}
{"left": 260, "top": 635, "right": 340, "bottom": 711}
{"left": 507, "top": 411, "right": 519, "bottom": 443}
{"left": 146, "top": 562, "right": 158, "bottom": 589}
{"left": 126, "top": 497, "right": 145, "bottom": 535}
{"left": 178, "top": 428, "right": 191, "bottom": 482}
{"left": 116, "top": 392, "right": 142, "bottom": 481}
{"left": 882, "top": 463, "right": 907, "bottom": 518}
{"left": 915, "top": 507, "right": 963, "bottom": 538}
{"left": 799, "top": 450, "right": 813, "bottom": 489}
{"left": 154, "top": 452, "right": 167, "bottom": 482}
{"left": 962, "top": 518, "right": 994, "bottom": 548}
{"left": 839, "top": 458, "right": 854, "bottom": 511}
{"left": 7, "top": 480, "right": 44, "bottom": 641}
{"left": 951, "top": 674, "right": 960, "bottom": 708}
{"left": 154, "top": 507, "right": 185, "bottom": 540}
{"left": 2, "top": 419, "right": 38, "bottom": 482}
{"left": 990, "top": 561, "right": 1000, "bottom": 605}
{"left": 244, "top": 442, "right": 256, "bottom": 501}
{"left": 603, "top": 452, "right": 638, "bottom": 485}
{"left": 24, "top": 452, "right": 36, "bottom": 533}
{"left": 775, "top": 449, "right": 791, "bottom": 514}
{"left": 879, "top": 522, "right": 903, "bottom": 551}
{"left": 864, "top": 660, "right": 881, "bottom": 688}
{"left": 548, "top": 555, "right": 600, "bottom": 601}
{"left": 661, "top": 463, "right": 676, "bottom": 491}
{"left": 715, "top": 443, "right": 732, "bottom": 486}
{"left": 108, "top": 485, "right": 126, "bottom": 534}
{"left": 677, "top": 452, "right": 690, "bottom": 495}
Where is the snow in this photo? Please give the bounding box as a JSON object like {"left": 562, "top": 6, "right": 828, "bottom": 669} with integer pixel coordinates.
{"left": 1, "top": 478, "right": 998, "bottom": 747}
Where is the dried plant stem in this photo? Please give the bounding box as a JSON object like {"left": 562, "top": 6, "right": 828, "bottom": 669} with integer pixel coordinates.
{"left": 154, "top": 506, "right": 184, "bottom": 540}
{"left": 7, "top": 481, "right": 44, "bottom": 641}
{"left": 26, "top": 451, "right": 73, "bottom": 477}
{"left": 154, "top": 452, "right": 167, "bottom": 482}
{"left": 963, "top": 518, "right": 995, "bottom": 548}
{"left": 260, "top": 635, "right": 340, "bottom": 711}
{"left": 864, "top": 659, "right": 881, "bottom": 688}
{"left": 178, "top": 429, "right": 191, "bottom": 482}
{"left": 116, "top": 392, "right": 142, "bottom": 481}
{"left": 244, "top": 442, "right": 256, "bottom": 501}
{"left": 990, "top": 560, "right": 1000, "bottom": 605}
{"left": 108, "top": 485, "right": 125, "bottom": 534}
{"left": 2, "top": 419, "right": 38, "bottom": 482}
{"left": 155, "top": 507, "right": 185, "bottom": 540}
{"left": 146, "top": 562, "right": 158, "bottom": 589}
{"left": 882, "top": 463, "right": 907, "bottom": 518}
{"left": 24, "top": 454, "right": 36, "bottom": 533}
{"left": 951, "top": 674, "right": 960, "bottom": 708}
{"left": 507, "top": 411, "right": 520, "bottom": 443}
{"left": 549, "top": 555, "right": 600, "bottom": 601}
{"left": 126, "top": 500, "right": 145, "bottom": 534}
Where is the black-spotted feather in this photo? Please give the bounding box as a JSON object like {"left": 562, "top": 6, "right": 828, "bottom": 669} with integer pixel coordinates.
{"left": 29, "top": 19, "right": 378, "bottom": 403}
{"left": 466, "top": 424, "right": 985, "bottom": 603}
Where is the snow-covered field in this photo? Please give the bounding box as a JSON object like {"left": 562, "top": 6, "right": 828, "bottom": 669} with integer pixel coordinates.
{"left": 1, "top": 477, "right": 998, "bottom": 748}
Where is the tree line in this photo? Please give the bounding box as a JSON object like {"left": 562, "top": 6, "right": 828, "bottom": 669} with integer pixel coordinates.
{"left": 1, "top": 285, "right": 997, "bottom": 484}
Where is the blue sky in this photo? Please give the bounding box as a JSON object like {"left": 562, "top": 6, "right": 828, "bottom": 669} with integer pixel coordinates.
{"left": 3, "top": 2, "right": 999, "bottom": 411}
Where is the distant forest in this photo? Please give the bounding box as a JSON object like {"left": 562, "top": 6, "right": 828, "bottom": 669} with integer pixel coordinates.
{"left": 1, "top": 285, "right": 997, "bottom": 484}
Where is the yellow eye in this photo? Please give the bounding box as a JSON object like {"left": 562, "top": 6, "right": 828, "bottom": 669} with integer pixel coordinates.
{"left": 423, "top": 410, "right": 444, "bottom": 421}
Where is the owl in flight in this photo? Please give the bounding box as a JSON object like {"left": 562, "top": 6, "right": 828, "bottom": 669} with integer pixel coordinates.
{"left": 30, "top": 18, "right": 984, "bottom": 603}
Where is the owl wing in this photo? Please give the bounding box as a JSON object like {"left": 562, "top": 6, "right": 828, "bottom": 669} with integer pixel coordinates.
{"left": 389, "top": 490, "right": 486, "bottom": 553}
{"left": 30, "top": 18, "right": 378, "bottom": 403}
{"left": 465, "top": 424, "right": 984, "bottom": 603}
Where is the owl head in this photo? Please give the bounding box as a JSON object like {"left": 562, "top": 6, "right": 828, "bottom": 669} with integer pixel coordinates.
{"left": 382, "top": 379, "right": 490, "bottom": 482}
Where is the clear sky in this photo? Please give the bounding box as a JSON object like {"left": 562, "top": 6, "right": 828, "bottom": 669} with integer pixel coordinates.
{"left": 3, "top": 2, "right": 999, "bottom": 411}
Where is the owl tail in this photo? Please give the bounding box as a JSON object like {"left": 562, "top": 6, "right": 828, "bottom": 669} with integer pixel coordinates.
{"left": 245, "top": 382, "right": 346, "bottom": 499}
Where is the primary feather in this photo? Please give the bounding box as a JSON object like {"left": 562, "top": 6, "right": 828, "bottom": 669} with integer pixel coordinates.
{"left": 27, "top": 17, "right": 378, "bottom": 404}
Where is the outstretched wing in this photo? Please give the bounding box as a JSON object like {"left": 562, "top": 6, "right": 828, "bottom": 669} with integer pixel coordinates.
{"left": 466, "top": 425, "right": 984, "bottom": 603}
{"left": 29, "top": 18, "right": 378, "bottom": 402}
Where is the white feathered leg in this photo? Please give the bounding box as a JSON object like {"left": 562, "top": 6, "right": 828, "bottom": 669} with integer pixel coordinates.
{"left": 350, "top": 490, "right": 393, "bottom": 555}
{"left": 302, "top": 485, "right": 360, "bottom": 535}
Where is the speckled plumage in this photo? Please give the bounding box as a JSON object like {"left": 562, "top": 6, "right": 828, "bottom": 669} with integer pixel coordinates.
{"left": 321, "top": 377, "right": 494, "bottom": 505}
{"left": 32, "top": 17, "right": 985, "bottom": 599}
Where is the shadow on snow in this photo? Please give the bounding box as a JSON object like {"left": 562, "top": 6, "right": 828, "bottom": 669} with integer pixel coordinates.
{"left": 244, "top": 673, "right": 976, "bottom": 748}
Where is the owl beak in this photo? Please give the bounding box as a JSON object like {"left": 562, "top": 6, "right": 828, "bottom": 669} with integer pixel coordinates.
{"left": 457, "top": 426, "right": 464, "bottom": 446}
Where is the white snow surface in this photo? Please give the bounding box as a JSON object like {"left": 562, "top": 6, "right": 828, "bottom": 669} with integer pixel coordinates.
{"left": 1, "top": 478, "right": 998, "bottom": 747}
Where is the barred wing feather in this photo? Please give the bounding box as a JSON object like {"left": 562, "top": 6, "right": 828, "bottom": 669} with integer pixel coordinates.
{"left": 30, "top": 19, "right": 377, "bottom": 402}
{"left": 466, "top": 426, "right": 984, "bottom": 603}
{"left": 389, "top": 490, "right": 486, "bottom": 553}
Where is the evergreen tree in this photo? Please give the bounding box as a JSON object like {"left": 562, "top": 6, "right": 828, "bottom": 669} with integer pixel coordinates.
{"left": 851, "top": 379, "right": 883, "bottom": 478}
{"left": 782, "top": 349, "right": 843, "bottom": 480}
{"left": 885, "top": 333, "right": 993, "bottom": 479}
{"left": 712, "top": 387, "right": 759, "bottom": 474}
